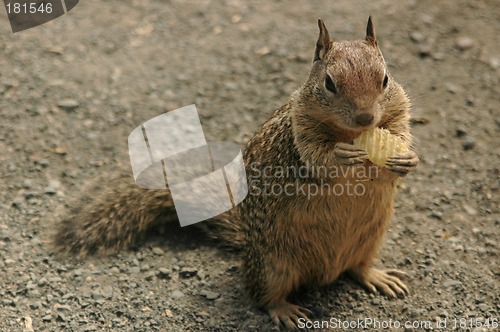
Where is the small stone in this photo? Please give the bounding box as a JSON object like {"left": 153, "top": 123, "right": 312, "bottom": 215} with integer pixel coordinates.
{"left": 152, "top": 247, "right": 164, "bottom": 255}
{"left": 443, "top": 279, "right": 462, "bottom": 288}
{"left": 41, "top": 314, "right": 52, "bottom": 322}
{"left": 478, "top": 304, "right": 489, "bottom": 311}
{"left": 158, "top": 268, "right": 171, "bottom": 279}
{"left": 170, "top": 290, "right": 184, "bottom": 299}
{"left": 83, "top": 324, "right": 98, "bottom": 332}
{"left": 179, "top": 268, "right": 198, "bottom": 278}
{"left": 455, "top": 128, "right": 467, "bottom": 137}
{"left": 109, "top": 267, "right": 120, "bottom": 274}
{"left": 432, "top": 52, "right": 444, "bottom": 61}
{"left": 489, "top": 57, "right": 499, "bottom": 69}
{"left": 430, "top": 211, "right": 442, "bottom": 220}
{"left": 38, "top": 278, "right": 47, "bottom": 287}
{"left": 129, "top": 266, "right": 140, "bottom": 274}
{"left": 463, "top": 204, "right": 478, "bottom": 216}
{"left": 410, "top": 31, "right": 425, "bottom": 43}
{"left": 43, "top": 186, "right": 57, "bottom": 195}
{"left": 456, "top": 36, "right": 474, "bottom": 50}
{"left": 37, "top": 159, "right": 49, "bottom": 166}
{"left": 29, "top": 301, "right": 41, "bottom": 309}
{"left": 91, "top": 290, "right": 102, "bottom": 300}
{"left": 57, "top": 99, "right": 79, "bottom": 111}
{"left": 55, "top": 305, "right": 71, "bottom": 311}
{"left": 24, "top": 191, "right": 38, "bottom": 199}
{"left": 200, "top": 290, "right": 220, "bottom": 300}
{"left": 446, "top": 83, "right": 460, "bottom": 94}
{"left": 418, "top": 45, "right": 432, "bottom": 57}
{"left": 439, "top": 310, "right": 449, "bottom": 318}
{"left": 462, "top": 137, "right": 475, "bottom": 150}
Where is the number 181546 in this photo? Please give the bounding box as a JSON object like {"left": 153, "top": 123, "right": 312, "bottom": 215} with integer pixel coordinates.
{"left": 6, "top": 2, "right": 53, "bottom": 14}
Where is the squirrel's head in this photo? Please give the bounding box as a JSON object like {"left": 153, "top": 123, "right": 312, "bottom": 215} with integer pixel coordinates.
{"left": 301, "top": 17, "right": 390, "bottom": 132}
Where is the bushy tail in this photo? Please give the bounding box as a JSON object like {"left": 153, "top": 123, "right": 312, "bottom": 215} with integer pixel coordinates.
{"left": 53, "top": 172, "right": 245, "bottom": 257}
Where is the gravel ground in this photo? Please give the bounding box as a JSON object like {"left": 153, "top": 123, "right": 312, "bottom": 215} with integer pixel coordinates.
{"left": 0, "top": 0, "right": 498, "bottom": 331}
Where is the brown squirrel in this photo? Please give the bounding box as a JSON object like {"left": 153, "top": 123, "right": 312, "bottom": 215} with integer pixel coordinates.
{"left": 54, "top": 17, "right": 418, "bottom": 329}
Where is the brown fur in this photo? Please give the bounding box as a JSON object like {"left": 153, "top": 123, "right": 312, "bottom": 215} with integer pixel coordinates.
{"left": 54, "top": 17, "right": 418, "bottom": 329}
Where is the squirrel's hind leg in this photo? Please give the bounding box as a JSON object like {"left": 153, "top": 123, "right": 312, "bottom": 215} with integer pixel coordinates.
{"left": 244, "top": 248, "right": 312, "bottom": 329}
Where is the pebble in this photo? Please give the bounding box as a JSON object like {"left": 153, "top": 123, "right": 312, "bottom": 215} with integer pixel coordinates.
{"left": 478, "top": 303, "right": 489, "bottom": 311}
{"left": 158, "top": 268, "right": 171, "bottom": 279}
{"left": 179, "top": 267, "right": 198, "bottom": 278}
{"left": 443, "top": 279, "right": 462, "bottom": 288}
{"left": 57, "top": 99, "right": 79, "bottom": 111}
{"left": 455, "top": 128, "right": 467, "bottom": 137}
{"left": 29, "top": 301, "right": 41, "bottom": 309}
{"left": 170, "top": 290, "right": 184, "bottom": 299}
{"left": 489, "top": 57, "right": 499, "bottom": 69}
{"left": 129, "top": 266, "right": 140, "bottom": 274}
{"left": 462, "top": 137, "right": 475, "bottom": 150}
{"left": 83, "top": 325, "right": 98, "bottom": 332}
{"left": 200, "top": 289, "right": 220, "bottom": 300}
{"left": 109, "top": 267, "right": 120, "bottom": 274}
{"left": 463, "top": 204, "right": 478, "bottom": 216}
{"left": 430, "top": 211, "right": 443, "bottom": 220}
{"left": 24, "top": 191, "right": 38, "bottom": 199}
{"left": 43, "top": 186, "right": 57, "bottom": 195}
{"left": 55, "top": 305, "right": 71, "bottom": 311}
{"left": 37, "top": 159, "right": 49, "bottom": 167}
{"left": 152, "top": 247, "right": 164, "bottom": 255}
{"left": 418, "top": 45, "right": 432, "bottom": 57}
{"left": 41, "top": 314, "right": 52, "bottom": 322}
{"left": 410, "top": 31, "right": 425, "bottom": 43}
{"left": 456, "top": 36, "right": 474, "bottom": 50}
{"left": 144, "top": 271, "right": 155, "bottom": 281}
{"left": 91, "top": 290, "right": 103, "bottom": 300}
{"left": 446, "top": 83, "right": 460, "bottom": 94}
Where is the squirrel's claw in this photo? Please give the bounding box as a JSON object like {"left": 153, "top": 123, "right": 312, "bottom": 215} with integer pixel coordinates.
{"left": 269, "top": 302, "right": 312, "bottom": 330}
{"left": 334, "top": 142, "right": 368, "bottom": 167}
{"left": 348, "top": 267, "right": 409, "bottom": 299}
{"left": 385, "top": 150, "right": 419, "bottom": 176}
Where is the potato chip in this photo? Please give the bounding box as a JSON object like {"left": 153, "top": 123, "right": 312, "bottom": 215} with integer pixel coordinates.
{"left": 353, "top": 127, "right": 409, "bottom": 167}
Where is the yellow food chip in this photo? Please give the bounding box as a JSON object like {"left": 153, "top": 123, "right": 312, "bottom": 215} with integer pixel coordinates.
{"left": 353, "top": 127, "right": 409, "bottom": 167}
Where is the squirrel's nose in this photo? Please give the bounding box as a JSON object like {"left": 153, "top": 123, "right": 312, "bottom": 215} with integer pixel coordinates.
{"left": 354, "top": 113, "right": 374, "bottom": 126}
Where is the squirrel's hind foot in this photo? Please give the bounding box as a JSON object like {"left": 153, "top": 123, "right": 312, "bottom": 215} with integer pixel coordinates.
{"left": 348, "top": 267, "right": 409, "bottom": 298}
{"left": 268, "top": 301, "right": 312, "bottom": 330}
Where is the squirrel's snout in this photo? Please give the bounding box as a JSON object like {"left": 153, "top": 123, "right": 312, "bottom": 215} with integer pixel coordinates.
{"left": 354, "top": 112, "right": 374, "bottom": 126}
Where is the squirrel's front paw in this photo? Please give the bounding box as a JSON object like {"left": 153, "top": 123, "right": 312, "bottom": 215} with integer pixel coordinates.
{"left": 333, "top": 142, "right": 368, "bottom": 167}
{"left": 385, "top": 150, "right": 419, "bottom": 176}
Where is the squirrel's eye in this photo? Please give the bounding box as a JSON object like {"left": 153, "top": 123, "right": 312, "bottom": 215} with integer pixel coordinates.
{"left": 325, "top": 74, "right": 337, "bottom": 94}
{"left": 382, "top": 74, "right": 389, "bottom": 89}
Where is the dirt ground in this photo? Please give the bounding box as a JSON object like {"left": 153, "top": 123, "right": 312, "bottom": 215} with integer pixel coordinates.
{"left": 0, "top": 0, "right": 498, "bottom": 331}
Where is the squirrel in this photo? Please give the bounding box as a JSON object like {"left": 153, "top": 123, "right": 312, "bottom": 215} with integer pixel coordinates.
{"left": 54, "top": 17, "right": 418, "bottom": 329}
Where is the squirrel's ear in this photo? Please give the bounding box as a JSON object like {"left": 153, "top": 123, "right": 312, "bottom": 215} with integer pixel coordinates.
{"left": 365, "top": 16, "right": 377, "bottom": 46}
{"left": 314, "top": 19, "right": 332, "bottom": 62}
